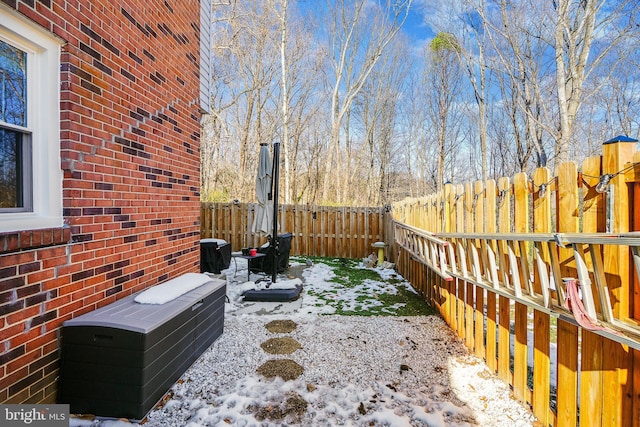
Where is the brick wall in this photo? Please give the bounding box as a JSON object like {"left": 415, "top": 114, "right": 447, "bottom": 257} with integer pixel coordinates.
{"left": 1, "top": 0, "right": 203, "bottom": 404}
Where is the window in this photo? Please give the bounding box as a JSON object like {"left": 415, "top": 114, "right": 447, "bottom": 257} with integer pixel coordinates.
{"left": 1, "top": 40, "right": 31, "bottom": 211}
{"left": 0, "top": 6, "right": 62, "bottom": 233}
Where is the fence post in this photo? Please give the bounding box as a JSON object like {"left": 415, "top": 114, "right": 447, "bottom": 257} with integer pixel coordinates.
{"left": 602, "top": 136, "right": 635, "bottom": 317}
{"left": 633, "top": 150, "right": 640, "bottom": 427}
{"left": 601, "top": 136, "right": 636, "bottom": 425}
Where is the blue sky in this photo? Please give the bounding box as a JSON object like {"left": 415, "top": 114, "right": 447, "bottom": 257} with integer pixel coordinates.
{"left": 401, "top": 2, "right": 436, "bottom": 45}
{"left": 295, "top": 0, "right": 436, "bottom": 48}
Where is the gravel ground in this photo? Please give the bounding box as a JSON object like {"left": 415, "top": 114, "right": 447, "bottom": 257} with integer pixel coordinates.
{"left": 70, "top": 260, "right": 537, "bottom": 427}
{"left": 140, "top": 314, "right": 536, "bottom": 427}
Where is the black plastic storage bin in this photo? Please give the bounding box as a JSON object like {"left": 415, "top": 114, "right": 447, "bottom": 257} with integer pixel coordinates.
{"left": 58, "top": 277, "right": 226, "bottom": 420}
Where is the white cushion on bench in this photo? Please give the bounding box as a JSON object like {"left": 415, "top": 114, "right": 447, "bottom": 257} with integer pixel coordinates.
{"left": 134, "top": 272, "right": 212, "bottom": 305}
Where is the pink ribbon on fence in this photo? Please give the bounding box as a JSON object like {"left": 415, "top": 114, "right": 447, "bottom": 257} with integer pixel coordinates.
{"left": 563, "top": 278, "right": 599, "bottom": 329}
{"left": 563, "top": 278, "right": 620, "bottom": 335}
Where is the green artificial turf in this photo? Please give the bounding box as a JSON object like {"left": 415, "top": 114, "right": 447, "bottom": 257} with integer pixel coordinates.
{"left": 290, "top": 256, "right": 436, "bottom": 316}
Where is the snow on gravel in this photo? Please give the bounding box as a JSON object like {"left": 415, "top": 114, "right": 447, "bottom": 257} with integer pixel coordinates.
{"left": 70, "top": 259, "right": 536, "bottom": 427}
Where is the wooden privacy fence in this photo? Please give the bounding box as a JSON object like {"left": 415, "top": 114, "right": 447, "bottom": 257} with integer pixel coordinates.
{"left": 200, "top": 202, "right": 389, "bottom": 259}
{"left": 391, "top": 138, "right": 640, "bottom": 426}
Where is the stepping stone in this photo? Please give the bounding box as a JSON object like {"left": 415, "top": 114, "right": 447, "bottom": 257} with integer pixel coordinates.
{"left": 248, "top": 391, "right": 308, "bottom": 424}
{"left": 265, "top": 319, "right": 297, "bottom": 333}
{"left": 260, "top": 337, "right": 302, "bottom": 355}
{"left": 257, "top": 359, "right": 304, "bottom": 381}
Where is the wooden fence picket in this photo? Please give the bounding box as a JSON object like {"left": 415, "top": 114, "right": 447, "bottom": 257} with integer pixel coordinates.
{"left": 200, "top": 203, "right": 387, "bottom": 260}
{"left": 532, "top": 167, "right": 552, "bottom": 425}
{"left": 513, "top": 172, "right": 529, "bottom": 404}
{"left": 485, "top": 179, "right": 498, "bottom": 374}
{"left": 473, "top": 180, "right": 486, "bottom": 359}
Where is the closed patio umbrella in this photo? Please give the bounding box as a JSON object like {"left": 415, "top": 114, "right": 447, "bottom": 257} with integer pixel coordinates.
{"left": 252, "top": 143, "right": 272, "bottom": 235}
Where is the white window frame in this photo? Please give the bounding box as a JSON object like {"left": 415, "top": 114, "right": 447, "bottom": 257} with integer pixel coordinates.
{"left": 0, "top": 5, "right": 63, "bottom": 233}
{"left": 200, "top": 0, "right": 212, "bottom": 114}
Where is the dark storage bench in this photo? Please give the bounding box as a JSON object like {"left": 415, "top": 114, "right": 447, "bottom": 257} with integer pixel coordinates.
{"left": 58, "top": 275, "right": 226, "bottom": 421}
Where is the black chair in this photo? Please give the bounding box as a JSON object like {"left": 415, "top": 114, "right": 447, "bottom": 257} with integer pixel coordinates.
{"left": 200, "top": 239, "right": 232, "bottom": 274}
{"left": 249, "top": 233, "right": 293, "bottom": 275}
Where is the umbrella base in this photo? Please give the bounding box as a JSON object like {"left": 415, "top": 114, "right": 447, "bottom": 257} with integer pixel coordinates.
{"left": 242, "top": 284, "right": 303, "bottom": 302}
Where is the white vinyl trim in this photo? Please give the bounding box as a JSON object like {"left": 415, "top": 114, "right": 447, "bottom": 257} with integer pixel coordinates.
{"left": 0, "top": 5, "right": 63, "bottom": 233}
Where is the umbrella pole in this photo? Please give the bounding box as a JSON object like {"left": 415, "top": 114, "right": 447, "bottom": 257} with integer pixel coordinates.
{"left": 271, "top": 141, "right": 281, "bottom": 284}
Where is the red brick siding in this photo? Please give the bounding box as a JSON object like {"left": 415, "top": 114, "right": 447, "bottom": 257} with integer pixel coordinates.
{"left": 0, "top": 0, "right": 203, "bottom": 404}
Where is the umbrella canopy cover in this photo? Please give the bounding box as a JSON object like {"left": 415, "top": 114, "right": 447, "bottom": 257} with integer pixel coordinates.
{"left": 252, "top": 144, "right": 273, "bottom": 235}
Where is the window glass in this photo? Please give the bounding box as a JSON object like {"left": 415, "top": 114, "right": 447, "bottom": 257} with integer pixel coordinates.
{"left": 0, "top": 39, "right": 27, "bottom": 127}
{"left": 0, "top": 128, "right": 22, "bottom": 208}
{"left": 0, "top": 39, "right": 27, "bottom": 211}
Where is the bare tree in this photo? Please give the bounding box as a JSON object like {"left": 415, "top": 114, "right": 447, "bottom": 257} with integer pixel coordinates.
{"left": 553, "top": 0, "right": 601, "bottom": 163}
{"left": 425, "top": 32, "right": 465, "bottom": 191}
{"left": 352, "top": 46, "right": 404, "bottom": 204}
{"left": 395, "top": 61, "right": 432, "bottom": 198}
{"left": 285, "top": 46, "right": 326, "bottom": 204}
{"left": 271, "top": 0, "right": 292, "bottom": 203}
{"left": 479, "top": 0, "right": 638, "bottom": 167}
{"left": 423, "top": 0, "right": 491, "bottom": 180}
{"left": 597, "top": 75, "right": 640, "bottom": 140}
{"left": 472, "top": 0, "right": 551, "bottom": 170}
{"left": 201, "top": 0, "right": 640, "bottom": 206}
{"left": 203, "top": 0, "right": 283, "bottom": 201}
{"left": 320, "top": 0, "right": 412, "bottom": 203}
{"left": 461, "top": 9, "right": 490, "bottom": 181}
